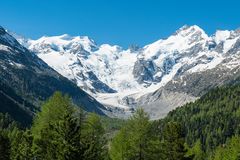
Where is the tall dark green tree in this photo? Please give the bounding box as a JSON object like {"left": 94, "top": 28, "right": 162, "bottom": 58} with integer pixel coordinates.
{"left": 82, "top": 113, "right": 107, "bottom": 160}
{"left": 162, "top": 122, "right": 186, "bottom": 160}
{"left": 186, "top": 139, "right": 205, "bottom": 160}
{"left": 51, "top": 109, "right": 84, "bottom": 160}
{"left": 109, "top": 126, "right": 129, "bottom": 160}
{"left": 31, "top": 92, "right": 85, "bottom": 160}
{"left": 110, "top": 108, "right": 158, "bottom": 160}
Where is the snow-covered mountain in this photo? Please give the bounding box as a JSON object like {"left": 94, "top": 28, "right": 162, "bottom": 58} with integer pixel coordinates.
{"left": 14, "top": 25, "right": 240, "bottom": 119}
{"left": 0, "top": 26, "right": 106, "bottom": 123}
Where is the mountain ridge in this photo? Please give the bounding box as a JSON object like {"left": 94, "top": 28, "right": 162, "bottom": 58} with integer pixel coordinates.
{"left": 11, "top": 25, "right": 240, "bottom": 119}
{"left": 0, "top": 26, "right": 108, "bottom": 124}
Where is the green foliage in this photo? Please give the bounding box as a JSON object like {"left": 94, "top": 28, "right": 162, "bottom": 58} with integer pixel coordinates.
{"left": 30, "top": 91, "right": 108, "bottom": 160}
{"left": 126, "top": 109, "right": 152, "bottom": 159}
{"left": 0, "top": 83, "right": 239, "bottom": 160}
{"left": 31, "top": 92, "right": 84, "bottom": 159}
{"left": 0, "top": 113, "right": 19, "bottom": 160}
{"left": 213, "top": 135, "right": 240, "bottom": 160}
{"left": 82, "top": 113, "right": 107, "bottom": 160}
{"left": 110, "top": 109, "right": 188, "bottom": 160}
{"left": 109, "top": 126, "right": 129, "bottom": 160}
{"left": 110, "top": 108, "right": 152, "bottom": 160}
{"left": 0, "top": 132, "right": 10, "bottom": 160}
{"left": 100, "top": 116, "right": 126, "bottom": 136}
{"left": 10, "top": 129, "right": 33, "bottom": 160}
{"left": 0, "top": 113, "right": 19, "bottom": 131}
{"left": 32, "top": 91, "right": 76, "bottom": 138}
{"left": 186, "top": 139, "right": 206, "bottom": 160}
{"left": 31, "top": 92, "right": 69, "bottom": 159}
{"left": 0, "top": 92, "right": 109, "bottom": 159}
{"left": 164, "top": 85, "right": 240, "bottom": 154}
{"left": 162, "top": 122, "right": 187, "bottom": 160}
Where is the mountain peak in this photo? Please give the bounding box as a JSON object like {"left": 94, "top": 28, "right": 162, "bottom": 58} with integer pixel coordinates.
{"left": 177, "top": 25, "right": 203, "bottom": 31}
{"left": 178, "top": 24, "right": 191, "bottom": 30}
{"left": 175, "top": 25, "right": 207, "bottom": 37}
{"left": 0, "top": 26, "right": 6, "bottom": 35}
{"left": 58, "top": 34, "right": 72, "bottom": 40}
{"left": 56, "top": 34, "right": 95, "bottom": 44}
{"left": 9, "top": 25, "right": 240, "bottom": 119}
{"left": 28, "top": 34, "right": 98, "bottom": 53}
{"left": 0, "top": 27, "right": 26, "bottom": 52}
{"left": 214, "top": 30, "right": 231, "bottom": 44}
{"left": 171, "top": 25, "right": 209, "bottom": 45}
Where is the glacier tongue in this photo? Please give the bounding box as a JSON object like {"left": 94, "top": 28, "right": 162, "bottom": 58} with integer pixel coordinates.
{"left": 12, "top": 25, "right": 240, "bottom": 117}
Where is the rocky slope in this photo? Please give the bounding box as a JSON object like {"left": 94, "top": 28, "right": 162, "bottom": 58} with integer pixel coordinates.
{"left": 0, "top": 26, "right": 107, "bottom": 124}
{"left": 14, "top": 25, "right": 240, "bottom": 119}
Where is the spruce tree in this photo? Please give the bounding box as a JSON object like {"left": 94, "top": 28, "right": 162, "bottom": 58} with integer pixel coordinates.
{"left": 82, "top": 113, "right": 107, "bottom": 160}
{"left": 109, "top": 126, "right": 129, "bottom": 160}
{"left": 186, "top": 139, "right": 205, "bottom": 160}
{"left": 110, "top": 108, "right": 153, "bottom": 160}
{"left": 52, "top": 108, "right": 84, "bottom": 160}
{"left": 31, "top": 92, "right": 85, "bottom": 160}
{"left": 162, "top": 122, "right": 186, "bottom": 160}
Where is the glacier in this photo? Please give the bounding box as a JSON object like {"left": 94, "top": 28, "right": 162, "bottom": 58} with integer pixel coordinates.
{"left": 12, "top": 25, "right": 240, "bottom": 119}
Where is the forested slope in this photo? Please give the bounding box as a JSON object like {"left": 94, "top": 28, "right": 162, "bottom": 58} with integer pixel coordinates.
{"left": 163, "top": 84, "right": 240, "bottom": 153}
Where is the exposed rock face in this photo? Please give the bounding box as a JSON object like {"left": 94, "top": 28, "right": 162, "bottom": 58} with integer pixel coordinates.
{"left": 133, "top": 59, "right": 156, "bottom": 84}
{"left": 12, "top": 25, "right": 240, "bottom": 119}
{"left": 0, "top": 26, "right": 107, "bottom": 124}
{"left": 137, "top": 89, "right": 197, "bottom": 120}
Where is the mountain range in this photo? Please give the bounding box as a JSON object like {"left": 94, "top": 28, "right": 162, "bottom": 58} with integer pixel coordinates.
{"left": 1, "top": 25, "right": 239, "bottom": 121}
{"left": 0, "top": 26, "right": 106, "bottom": 125}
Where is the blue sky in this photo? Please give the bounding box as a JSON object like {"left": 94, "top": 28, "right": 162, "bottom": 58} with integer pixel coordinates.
{"left": 1, "top": 0, "right": 239, "bottom": 48}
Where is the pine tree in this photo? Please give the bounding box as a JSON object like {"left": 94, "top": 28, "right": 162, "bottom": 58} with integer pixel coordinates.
{"left": 186, "top": 139, "right": 205, "bottom": 160}
{"left": 51, "top": 109, "right": 84, "bottom": 160}
{"left": 127, "top": 108, "right": 151, "bottom": 160}
{"left": 110, "top": 108, "right": 154, "bottom": 160}
{"left": 109, "top": 126, "right": 130, "bottom": 160}
{"left": 31, "top": 92, "right": 85, "bottom": 160}
{"left": 82, "top": 113, "right": 107, "bottom": 160}
{"left": 162, "top": 122, "right": 186, "bottom": 160}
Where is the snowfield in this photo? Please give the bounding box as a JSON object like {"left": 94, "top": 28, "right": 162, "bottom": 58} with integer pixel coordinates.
{"left": 13, "top": 25, "right": 240, "bottom": 113}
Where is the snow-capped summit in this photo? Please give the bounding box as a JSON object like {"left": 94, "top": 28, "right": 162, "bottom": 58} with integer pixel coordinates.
{"left": 27, "top": 34, "right": 97, "bottom": 54}
{"left": 0, "top": 26, "right": 26, "bottom": 52}
{"left": 142, "top": 25, "right": 209, "bottom": 60}
{"left": 97, "top": 44, "right": 122, "bottom": 55}
{"left": 0, "top": 26, "right": 106, "bottom": 119}
{"left": 214, "top": 30, "right": 231, "bottom": 44}
{"left": 175, "top": 25, "right": 207, "bottom": 36}
{"left": 12, "top": 25, "right": 240, "bottom": 119}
